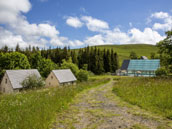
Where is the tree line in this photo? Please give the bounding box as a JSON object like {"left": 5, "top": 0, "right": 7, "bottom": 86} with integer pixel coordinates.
{"left": 0, "top": 45, "right": 119, "bottom": 80}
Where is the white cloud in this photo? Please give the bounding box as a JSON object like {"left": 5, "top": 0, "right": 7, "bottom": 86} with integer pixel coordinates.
{"left": 105, "top": 28, "right": 130, "bottom": 44}
{"left": 153, "top": 23, "right": 170, "bottom": 30}
{"left": 66, "top": 17, "right": 83, "bottom": 28}
{"left": 0, "top": 27, "right": 28, "bottom": 48}
{"left": 129, "top": 28, "right": 165, "bottom": 44}
{"left": 0, "top": 0, "right": 85, "bottom": 48}
{"left": 0, "top": 0, "right": 31, "bottom": 24}
{"left": 84, "top": 34, "right": 106, "bottom": 46}
{"left": 81, "top": 16, "right": 109, "bottom": 32}
{"left": 151, "top": 12, "right": 169, "bottom": 19}
{"left": 150, "top": 11, "right": 172, "bottom": 31}
{"left": 0, "top": 1, "right": 168, "bottom": 48}
{"left": 69, "top": 40, "right": 84, "bottom": 47}
{"left": 84, "top": 27, "right": 165, "bottom": 46}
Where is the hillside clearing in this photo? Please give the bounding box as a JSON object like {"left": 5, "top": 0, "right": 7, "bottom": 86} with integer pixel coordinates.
{"left": 52, "top": 77, "right": 171, "bottom": 129}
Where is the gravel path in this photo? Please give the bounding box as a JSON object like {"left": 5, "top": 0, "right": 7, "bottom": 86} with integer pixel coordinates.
{"left": 52, "top": 79, "right": 171, "bottom": 129}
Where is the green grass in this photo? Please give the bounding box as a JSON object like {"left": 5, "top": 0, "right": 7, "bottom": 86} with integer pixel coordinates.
{"left": 0, "top": 77, "right": 110, "bottom": 129}
{"left": 96, "top": 44, "right": 158, "bottom": 65}
{"left": 113, "top": 77, "right": 172, "bottom": 119}
{"left": 74, "top": 44, "right": 158, "bottom": 65}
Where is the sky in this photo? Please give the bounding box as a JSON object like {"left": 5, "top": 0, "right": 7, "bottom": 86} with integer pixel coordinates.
{"left": 0, "top": 0, "right": 172, "bottom": 49}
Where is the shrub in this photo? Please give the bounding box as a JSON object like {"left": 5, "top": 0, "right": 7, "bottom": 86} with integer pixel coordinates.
{"left": 61, "top": 58, "right": 79, "bottom": 77}
{"left": 77, "top": 69, "right": 88, "bottom": 82}
{"left": 0, "top": 52, "right": 30, "bottom": 79}
{"left": 129, "top": 51, "right": 138, "bottom": 59}
{"left": 155, "top": 67, "right": 168, "bottom": 76}
{"left": 38, "top": 58, "right": 58, "bottom": 78}
{"left": 88, "top": 71, "right": 95, "bottom": 76}
{"left": 21, "top": 74, "right": 45, "bottom": 89}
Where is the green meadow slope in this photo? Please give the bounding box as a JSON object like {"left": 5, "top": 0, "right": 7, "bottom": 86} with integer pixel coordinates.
{"left": 76, "top": 44, "right": 158, "bottom": 65}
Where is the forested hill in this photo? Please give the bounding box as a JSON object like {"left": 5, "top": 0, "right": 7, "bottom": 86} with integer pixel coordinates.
{"left": 0, "top": 44, "right": 158, "bottom": 79}
{"left": 75, "top": 44, "right": 158, "bottom": 64}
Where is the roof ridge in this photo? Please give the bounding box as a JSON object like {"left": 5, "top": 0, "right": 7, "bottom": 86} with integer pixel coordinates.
{"left": 6, "top": 69, "right": 38, "bottom": 71}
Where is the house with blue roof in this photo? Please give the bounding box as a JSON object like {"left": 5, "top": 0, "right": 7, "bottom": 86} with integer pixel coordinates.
{"left": 120, "top": 59, "right": 160, "bottom": 77}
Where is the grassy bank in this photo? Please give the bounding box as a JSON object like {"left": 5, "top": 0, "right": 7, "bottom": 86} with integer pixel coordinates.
{"left": 113, "top": 77, "right": 172, "bottom": 119}
{"left": 0, "top": 77, "right": 110, "bottom": 129}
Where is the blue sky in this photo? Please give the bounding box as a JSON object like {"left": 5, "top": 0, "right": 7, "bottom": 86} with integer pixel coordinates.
{"left": 0, "top": 0, "right": 172, "bottom": 48}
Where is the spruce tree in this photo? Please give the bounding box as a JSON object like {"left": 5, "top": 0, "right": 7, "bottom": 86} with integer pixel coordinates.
{"left": 104, "top": 49, "right": 111, "bottom": 72}
{"left": 96, "top": 49, "right": 104, "bottom": 74}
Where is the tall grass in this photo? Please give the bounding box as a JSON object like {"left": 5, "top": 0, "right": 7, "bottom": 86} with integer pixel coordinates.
{"left": 0, "top": 77, "right": 110, "bottom": 129}
{"left": 113, "top": 77, "right": 172, "bottom": 119}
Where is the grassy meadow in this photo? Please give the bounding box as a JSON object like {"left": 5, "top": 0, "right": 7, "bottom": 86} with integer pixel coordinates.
{"left": 0, "top": 77, "right": 110, "bottom": 129}
{"left": 96, "top": 44, "right": 158, "bottom": 65}
{"left": 113, "top": 77, "right": 172, "bottom": 119}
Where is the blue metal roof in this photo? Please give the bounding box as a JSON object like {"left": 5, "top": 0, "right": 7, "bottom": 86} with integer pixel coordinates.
{"left": 121, "top": 60, "right": 130, "bottom": 70}
{"left": 127, "top": 59, "right": 160, "bottom": 71}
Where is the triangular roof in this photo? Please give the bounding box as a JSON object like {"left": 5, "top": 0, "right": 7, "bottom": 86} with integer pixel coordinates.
{"left": 52, "top": 69, "right": 77, "bottom": 83}
{"left": 6, "top": 69, "right": 41, "bottom": 89}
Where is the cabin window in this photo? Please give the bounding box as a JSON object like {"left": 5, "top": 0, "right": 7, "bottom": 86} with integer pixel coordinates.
{"left": 5, "top": 78, "right": 7, "bottom": 84}
{"left": 49, "top": 82, "right": 51, "bottom": 86}
{"left": 51, "top": 76, "right": 53, "bottom": 79}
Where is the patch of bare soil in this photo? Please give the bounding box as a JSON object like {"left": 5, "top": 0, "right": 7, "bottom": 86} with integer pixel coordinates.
{"left": 52, "top": 79, "right": 171, "bottom": 129}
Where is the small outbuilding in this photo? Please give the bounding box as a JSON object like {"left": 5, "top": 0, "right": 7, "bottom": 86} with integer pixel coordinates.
{"left": 0, "top": 69, "right": 41, "bottom": 94}
{"left": 45, "top": 69, "right": 77, "bottom": 87}
{"left": 140, "top": 56, "right": 148, "bottom": 60}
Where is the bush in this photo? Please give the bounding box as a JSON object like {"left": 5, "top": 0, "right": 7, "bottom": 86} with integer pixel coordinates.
{"left": 0, "top": 52, "right": 30, "bottom": 79}
{"left": 77, "top": 69, "right": 89, "bottom": 82}
{"left": 21, "top": 74, "right": 45, "bottom": 89}
{"left": 155, "top": 67, "right": 168, "bottom": 76}
{"left": 38, "top": 58, "right": 58, "bottom": 78}
{"left": 61, "top": 58, "right": 79, "bottom": 77}
{"left": 88, "top": 71, "right": 95, "bottom": 76}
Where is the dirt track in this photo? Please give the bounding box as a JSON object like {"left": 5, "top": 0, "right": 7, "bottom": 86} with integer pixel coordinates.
{"left": 52, "top": 79, "right": 171, "bottom": 129}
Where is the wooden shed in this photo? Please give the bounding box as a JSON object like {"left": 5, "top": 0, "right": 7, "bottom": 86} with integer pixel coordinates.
{"left": 45, "top": 69, "right": 77, "bottom": 87}
{"left": 0, "top": 69, "right": 41, "bottom": 93}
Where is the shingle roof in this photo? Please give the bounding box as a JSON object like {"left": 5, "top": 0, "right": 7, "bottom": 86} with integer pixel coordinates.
{"left": 52, "top": 69, "right": 77, "bottom": 84}
{"left": 6, "top": 69, "right": 41, "bottom": 89}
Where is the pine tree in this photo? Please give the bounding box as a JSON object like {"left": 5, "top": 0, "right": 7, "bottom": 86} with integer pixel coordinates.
{"left": 2, "top": 45, "right": 9, "bottom": 53}
{"left": 104, "top": 49, "right": 111, "bottom": 72}
{"left": 71, "top": 50, "right": 78, "bottom": 64}
{"left": 15, "top": 44, "right": 20, "bottom": 52}
{"left": 96, "top": 49, "right": 104, "bottom": 74}
{"left": 111, "top": 49, "right": 115, "bottom": 72}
